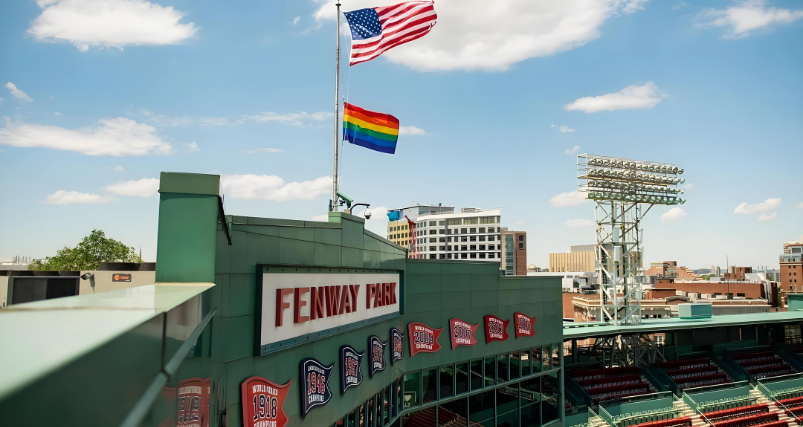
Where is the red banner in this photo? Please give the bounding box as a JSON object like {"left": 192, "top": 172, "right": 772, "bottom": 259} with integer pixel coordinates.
{"left": 407, "top": 322, "right": 443, "bottom": 356}
{"left": 449, "top": 318, "right": 479, "bottom": 349}
{"left": 241, "top": 376, "right": 292, "bottom": 427}
{"left": 513, "top": 312, "right": 536, "bottom": 338}
{"left": 177, "top": 377, "right": 210, "bottom": 427}
{"left": 484, "top": 315, "right": 509, "bottom": 342}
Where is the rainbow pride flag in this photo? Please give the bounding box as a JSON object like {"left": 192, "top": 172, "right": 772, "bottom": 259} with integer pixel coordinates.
{"left": 343, "top": 103, "right": 399, "bottom": 154}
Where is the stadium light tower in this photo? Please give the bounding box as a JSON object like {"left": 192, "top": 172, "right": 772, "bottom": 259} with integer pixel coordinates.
{"left": 577, "top": 154, "right": 687, "bottom": 326}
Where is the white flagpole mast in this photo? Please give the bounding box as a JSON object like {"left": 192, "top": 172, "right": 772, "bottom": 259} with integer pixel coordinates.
{"left": 331, "top": 1, "right": 342, "bottom": 212}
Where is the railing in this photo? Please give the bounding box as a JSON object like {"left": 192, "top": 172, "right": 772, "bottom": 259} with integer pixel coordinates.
{"left": 611, "top": 407, "right": 680, "bottom": 427}
{"left": 711, "top": 353, "right": 749, "bottom": 382}
{"left": 600, "top": 391, "right": 675, "bottom": 408}
{"left": 598, "top": 404, "right": 615, "bottom": 427}
{"left": 643, "top": 367, "right": 674, "bottom": 394}
{"left": 755, "top": 382, "right": 803, "bottom": 427}
{"left": 589, "top": 406, "right": 606, "bottom": 427}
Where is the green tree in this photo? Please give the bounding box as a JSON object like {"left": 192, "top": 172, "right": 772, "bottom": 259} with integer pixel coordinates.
{"left": 29, "top": 230, "right": 143, "bottom": 271}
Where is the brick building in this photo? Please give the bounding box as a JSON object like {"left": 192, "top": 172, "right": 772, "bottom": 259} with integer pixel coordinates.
{"left": 724, "top": 266, "right": 752, "bottom": 281}
{"left": 645, "top": 261, "right": 702, "bottom": 280}
{"left": 781, "top": 240, "right": 803, "bottom": 292}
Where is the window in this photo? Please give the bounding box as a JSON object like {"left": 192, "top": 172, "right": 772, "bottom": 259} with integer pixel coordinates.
{"left": 439, "top": 237, "right": 446, "bottom": 242}
{"left": 522, "top": 349, "right": 532, "bottom": 376}
{"left": 488, "top": 236, "right": 495, "bottom": 241}
{"left": 479, "top": 245, "right": 486, "bottom": 250}
{"left": 439, "top": 221, "right": 445, "bottom": 226}
{"left": 519, "top": 243, "right": 525, "bottom": 249}
{"left": 423, "top": 368, "right": 437, "bottom": 401}
{"left": 488, "top": 253, "right": 495, "bottom": 259}
{"left": 542, "top": 344, "right": 551, "bottom": 370}
{"left": 552, "top": 343, "right": 561, "bottom": 368}
{"left": 483, "top": 357, "right": 496, "bottom": 385}
{"left": 461, "top": 228, "right": 467, "bottom": 234}
{"left": 465, "top": 218, "right": 478, "bottom": 225}
{"left": 461, "top": 245, "right": 467, "bottom": 251}
{"left": 404, "top": 372, "right": 420, "bottom": 408}
{"left": 470, "top": 360, "right": 483, "bottom": 390}
{"left": 447, "top": 237, "right": 452, "bottom": 242}
{"left": 479, "top": 227, "right": 486, "bottom": 233}
{"left": 440, "top": 366, "right": 453, "bottom": 398}
{"left": 447, "top": 254, "right": 452, "bottom": 259}
{"left": 479, "top": 253, "right": 486, "bottom": 259}
{"left": 488, "top": 245, "right": 495, "bottom": 250}
{"left": 439, "top": 246, "right": 445, "bottom": 251}
{"left": 429, "top": 246, "right": 436, "bottom": 251}
{"left": 479, "top": 236, "right": 486, "bottom": 242}
{"left": 439, "top": 229, "right": 445, "bottom": 234}
{"left": 447, "top": 218, "right": 461, "bottom": 226}
{"left": 542, "top": 372, "right": 560, "bottom": 424}
{"left": 518, "top": 235, "right": 524, "bottom": 242}
{"left": 429, "top": 230, "right": 436, "bottom": 235}
{"left": 461, "top": 253, "right": 467, "bottom": 259}
{"left": 429, "top": 221, "right": 437, "bottom": 226}
{"left": 470, "top": 236, "right": 477, "bottom": 242}
{"left": 531, "top": 347, "right": 541, "bottom": 373}
{"left": 470, "top": 253, "right": 477, "bottom": 259}
{"left": 496, "top": 383, "right": 519, "bottom": 423}
{"left": 510, "top": 352, "right": 521, "bottom": 380}
{"left": 439, "top": 398, "right": 467, "bottom": 426}
{"left": 456, "top": 362, "right": 469, "bottom": 394}
{"left": 480, "top": 216, "right": 495, "bottom": 224}
{"left": 430, "top": 238, "right": 436, "bottom": 243}
{"left": 447, "top": 246, "right": 452, "bottom": 251}
{"left": 429, "top": 254, "right": 436, "bottom": 259}
{"left": 469, "top": 390, "right": 494, "bottom": 425}
{"left": 470, "top": 245, "right": 477, "bottom": 250}
{"left": 461, "top": 237, "right": 468, "bottom": 242}
{"left": 498, "top": 354, "right": 509, "bottom": 382}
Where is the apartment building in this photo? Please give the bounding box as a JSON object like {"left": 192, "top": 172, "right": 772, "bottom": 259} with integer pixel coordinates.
{"left": 501, "top": 230, "right": 527, "bottom": 275}
{"left": 781, "top": 239, "right": 803, "bottom": 291}
{"left": 414, "top": 207, "right": 502, "bottom": 261}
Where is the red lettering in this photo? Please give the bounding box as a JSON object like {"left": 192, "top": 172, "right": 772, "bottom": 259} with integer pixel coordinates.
{"left": 325, "top": 286, "right": 341, "bottom": 317}
{"left": 389, "top": 282, "right": 397, "bottom": 304}
{"left": 349, "top": 285, "right": 360, "bottom": 312}
{"left": 275, "top": 288, "right": 294, "bottom": 327}
{"left": 383, "top": 283, "right": 391, "bottom": 306}
{"left": 294, "top": 287, "right": 310, "bottom": 324}
{"left": 310, "top": 287, "right": 325, "bottom": 320}
{"left": 366, "top": 284, "right": 376, "bottom": 309}
{"left": 374, "top": 283, "right": 384, "bottom": 308}
{"left": 339, "top": 285, "right": 350, "bottom": 314}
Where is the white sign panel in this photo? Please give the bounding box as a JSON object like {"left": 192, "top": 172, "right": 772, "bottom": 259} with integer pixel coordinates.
{"left": 260, "top": 273, "right": 400, "bottom": 354}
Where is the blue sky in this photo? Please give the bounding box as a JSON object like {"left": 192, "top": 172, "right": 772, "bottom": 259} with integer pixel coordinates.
{"left": 0, "top": 0, "right": 801, "bottom": 269}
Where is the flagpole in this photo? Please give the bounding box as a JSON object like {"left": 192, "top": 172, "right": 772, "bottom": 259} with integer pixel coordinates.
{"left": 331, "top": 1, "right": 342, "bottom": 212}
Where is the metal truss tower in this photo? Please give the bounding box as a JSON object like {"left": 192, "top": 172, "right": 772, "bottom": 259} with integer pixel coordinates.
{"left": 577, "top": 154, "right": 688, "bottom": 327}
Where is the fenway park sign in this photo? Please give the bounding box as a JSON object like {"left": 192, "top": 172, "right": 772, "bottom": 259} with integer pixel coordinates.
{"left": 258, "top": 271, "right": 400, "bottom": 354}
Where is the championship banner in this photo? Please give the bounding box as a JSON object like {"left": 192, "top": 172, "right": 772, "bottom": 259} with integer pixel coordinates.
{"left": 368, "top": 335, "right": 387, "bottom": 377}
{"left": 300, "top": 358, "right": 333, "bottom": 418}
{"left": 484, "top": 315, "right": 510, "bottom": 343}
{"left": 407, "top": 322, "right": 443, "bottom": 357}
{"left": 449, "top": 318, "right": 479, "bottom": 349}
{"left": 339, "top": 345, "right": 364, "bottom": 394}
{"left": 514, "top": 312, "right": 536, "bottom": 338}
{"left": 177, "top": 377, "right": 210, "bottom": 427}
{"left": 241, "top": 376, "right": 292, "bottom": 427}
{"left": 391, "top": 327, "right": 404, "bottom": 364}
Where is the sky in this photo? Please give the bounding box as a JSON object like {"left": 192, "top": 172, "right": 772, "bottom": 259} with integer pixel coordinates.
{"left": 0, "top": 0, "right": 801, "bottom": 270}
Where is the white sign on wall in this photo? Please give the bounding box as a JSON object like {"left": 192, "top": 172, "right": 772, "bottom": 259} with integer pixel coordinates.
{"left": 259, "top": 273, "right": 400, "bottom": 355}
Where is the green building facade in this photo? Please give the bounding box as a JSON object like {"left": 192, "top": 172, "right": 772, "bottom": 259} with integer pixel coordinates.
{"left": 154, "top": 172, "right": 564, "bottom": 427}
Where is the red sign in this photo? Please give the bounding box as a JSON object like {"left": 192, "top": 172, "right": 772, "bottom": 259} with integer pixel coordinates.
{"left": 484, "top": 315, "right": 509, "bottom": 342}
{"left": 177, "top": 377, "right": 210, "bottom": 427}
{"left": 449, "top": 318, "right": 479, "bottom": 349}
{"left": 241, "top": 376, "right": 292, "bottom": 427}
{"left": 513, "top": 312, "right": 536, "bottom": 338}
{"left": 407, "top": 322, "right": 443, "bottom": 356}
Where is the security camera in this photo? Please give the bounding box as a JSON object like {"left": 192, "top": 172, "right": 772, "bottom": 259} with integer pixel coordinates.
{"left": 364, "top": 210, "right": 372, "bottom": 220}
{"left": 80, "top": 272, "right": 94, "bottom": 280}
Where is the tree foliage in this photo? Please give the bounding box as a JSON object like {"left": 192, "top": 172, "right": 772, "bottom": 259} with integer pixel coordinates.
{"left": 29, "top": 230, "right": 143, "bottom": 271}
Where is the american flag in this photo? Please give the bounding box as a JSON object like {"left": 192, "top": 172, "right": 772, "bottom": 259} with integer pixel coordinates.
{"left": 343, "top": 1, "right": 437, "bottom": 66}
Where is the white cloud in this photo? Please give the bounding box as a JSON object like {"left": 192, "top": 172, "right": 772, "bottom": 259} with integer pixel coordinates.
{"left": 311, "top": 214, "right": 329, "bottom": 222}
{"left": 197, "top": 117, "right": 229, "bottom": 126}
{"left": 6, "top": 82, "right": 33, "bottom": 102}
{"left": 103, "top": 165, "right": 124, "bottom": 171}
{"left": 245, "top": 148, "right": 284, "bottom": 154}
{"left": 357, "top": 205, "right": 388, "bottom": 220}
{"left": 28, "top": 0, "right": 198, "bottom": 51}
{"left": 143, "top": 112, "right": 229, "bottom": 127}
{"left": 565, "top": 82, "right": 664, "bottom": 113}
{"left": 515, "top": 220, "right": 524, "bottom": 226}
{"left": 221, "top": 174, "right": 331, "bottom": 202}
{"left": 565, "top": 145, "right": 580, "bottom": 154}
{"left": 0, "top": 117, "right": 171, "bottom": 156}
{"left": 695, "top": 0, "right": 803, "bottom": 38}
{"left": 684, "top": 182, "right": 694, "bottom": 189}
{"left": 563, "top": 218, "right": 594, "bottom": 227}
{"left": 54, "top": 112, "right": 62, "bottom": 116}
{"left": 239, "top": 111, "right": 332, "bottom": 127}
{"left": 661, "top": 207, "right": 687, "bottom": 222}
{"left": 671, "top": 1, "right": 688, "bottom": 11}
{"left": 549, "top": 191, "right": 587, "bottom": 207}
{"left": 559, "top": 125, "right": 576, "bottom": 133}
{"left": 314, "top": 0, "right": 646, "bottom": 72}
{"left": 292, "top": 16, "right": 300, "bottom": 25}
{"left": 733, "top": 198, "right": 781, "bottom": 214}
{"left": 399, "top": 126, "right": 427, "bottom": 136}
{"left": 623, "top": 0, "right": 649, "bottom": 14}
{"left": 757, "top": 212, "right": 777, "bottom": 222}
{"left": 105, "top": 178, "right": 159, "bottom": 197}
{"left": 183, "top": 142, "right": 200, "bottom": 152}
{"left": 45, "top": 190, "right": 113, "bottom": 204}
{"left": 797, "top": 202, "right": 803, "bottom": 208}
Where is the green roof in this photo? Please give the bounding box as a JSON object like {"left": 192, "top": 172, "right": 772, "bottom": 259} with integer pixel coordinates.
{"left": 563, "top": 310, "right": 803, "bottom": 340}
{"left": 0, "top": 283, "right": 213, "bottom": 401}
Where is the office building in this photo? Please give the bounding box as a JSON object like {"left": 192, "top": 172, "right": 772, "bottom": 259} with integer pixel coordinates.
{"left": 549, "top": 245, "right": 596, "bottom": 273}
{"left": 501, "top": 229, "right": 527, "bottom": 275}
{"left": 415, "top": 207, "right": 502, "bottom": 261}
{"left": 386, "top": 204, "right": 453, "bottom": 250}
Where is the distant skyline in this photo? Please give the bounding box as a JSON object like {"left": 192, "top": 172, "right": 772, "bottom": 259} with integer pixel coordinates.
{"left": 1, "top": 0, "right": 801, "bottom": 269}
